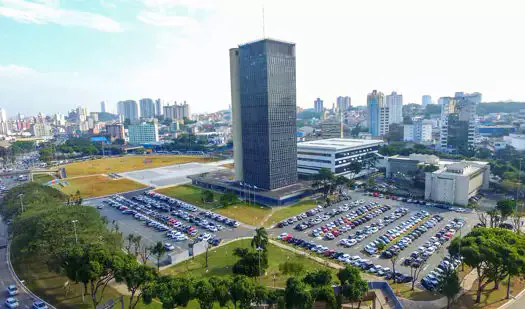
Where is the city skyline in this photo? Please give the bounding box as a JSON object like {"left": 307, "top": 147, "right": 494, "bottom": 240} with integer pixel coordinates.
{"left": 1, "top": 0, "right": 525, "bottom": 116}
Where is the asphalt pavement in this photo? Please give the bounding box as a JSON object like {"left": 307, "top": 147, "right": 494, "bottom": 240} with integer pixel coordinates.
{"left": 84, "top": 190, "right": 255, "bottom": 266}
{"left": 271, "top": 190, "right": 478, "bottom": 283}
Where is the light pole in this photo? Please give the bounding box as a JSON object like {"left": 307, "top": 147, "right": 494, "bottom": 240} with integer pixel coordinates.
{"left": 17, "top": 194, "right": 24, "bottom": 213}
{"left": 256, "top": 246, "right": 263, "bottom": 285}
{"left": 71, "top": 220, "right": 79, "bottom": 245}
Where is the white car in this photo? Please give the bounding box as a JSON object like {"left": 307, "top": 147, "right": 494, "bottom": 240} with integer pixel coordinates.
{"left": 5, "top": 298, "right": 19, "bottom": 309}
{"left": 6, "top": 285, "right": 18, "bottom": 296}
{"left": 164, "top": 243, "right": 175, "bottom": 251}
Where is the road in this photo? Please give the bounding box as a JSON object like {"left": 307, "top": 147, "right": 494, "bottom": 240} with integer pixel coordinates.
{"left": 0, "top": 218, "right": 37, "bottom": 309}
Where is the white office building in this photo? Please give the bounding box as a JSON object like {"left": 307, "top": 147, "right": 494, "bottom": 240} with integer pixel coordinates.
{"left": 128, "top": 122, "right": 159, "bottom": 145}
{"left": 404, "top": 119, "right": 432, "bottom": 143}
{"left": 386, "top": 91, "right": 403, "bottom": 125}
{"left": 425, "top": 161, "right": 490, "bottom": 206}
{"left": 503, "top": 134, "right": 525, "bottom": 151}
{"left": 297, "top": 138, "right": 383, "bottom": 177}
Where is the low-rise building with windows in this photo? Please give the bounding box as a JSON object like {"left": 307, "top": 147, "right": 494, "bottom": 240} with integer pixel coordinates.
{"left": 297, "top": 138, "right": 383, "bottom": 177}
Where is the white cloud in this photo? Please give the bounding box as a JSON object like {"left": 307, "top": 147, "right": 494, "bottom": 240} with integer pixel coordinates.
{"left": 0, "top": 0, "right": 122, "bottom": 32}
{"left": 142, "top": 0, "right": 214, "bottom": 10}
{"left": 0, "top": 64, "right": 35, "bottom": 76}
{"left": 137, "top": 10, "right": 198, "bottom": 30}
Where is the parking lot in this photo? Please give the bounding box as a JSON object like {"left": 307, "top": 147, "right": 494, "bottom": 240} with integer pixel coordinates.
{"left": 84, "top": 188, "right": 254, "bottom": 264}
{"left": 272, "top": 190, "right": 478, "bottom": 288}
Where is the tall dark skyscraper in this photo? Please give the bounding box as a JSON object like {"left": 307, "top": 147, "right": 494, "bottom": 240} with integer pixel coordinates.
{"left": 230, "top": 39, "right": 298, "bottom": 190}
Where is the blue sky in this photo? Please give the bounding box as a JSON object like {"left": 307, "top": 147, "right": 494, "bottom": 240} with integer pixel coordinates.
{"left": 1, "top": 0, "right": 525, "bottom": 117}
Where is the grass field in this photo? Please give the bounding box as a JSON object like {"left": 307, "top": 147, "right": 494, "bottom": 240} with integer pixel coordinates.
{"left": 451, "top": 276, "right": 525, "bottom": 309}
{"left": 156, "top": 185, "right": 272, "bottom": 225}
{"left": 156, "top": 184, "right": 217, "bottom": 209}
{"left": 162, "top": 238, "right": 336, "bottom": 288}
{"left": 33, "top": 173, "right": 54, "bottom": 184}
{"left": 53, "top": 175, "right": 146, "bottom": 198}
{"left": 264, "top": 199, "right": 318, "bottom": 227}
{"left": 13, "top": 256, "right": 161, "bottom": 309}
{"left": 215, "top": 204, "right": 271, "bottom": 226}
{"left": 61, "top": 155, "right": 217, "bottom": 177}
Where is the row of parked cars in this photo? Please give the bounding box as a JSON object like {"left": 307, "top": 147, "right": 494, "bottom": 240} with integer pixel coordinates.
{"left": 363, "top": 210, "right": 436, "bottom": 256}
{"left": 145, "top": 191, "right": 240, "bottom": 228}
{"left": 278, "top": 199, "right": 369, "bottom": 228}
{"left": 277, "top": 233, "right": 414, "bottom": 283}
{"left": 339, "top": 207, "right": 408, "bottom": 247}
{"left": 311, "top": 202, "right": 391, "bottom": 239}
{"left": 421, "top": 256, "right": 462, "bottom": 291}
{"left": 366, "top": 191, "right": 469, "bottom": 213}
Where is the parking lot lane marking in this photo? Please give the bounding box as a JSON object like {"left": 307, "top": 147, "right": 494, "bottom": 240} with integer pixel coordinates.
{"left": 423, "top": 265, "right": 429, "bottom": 271}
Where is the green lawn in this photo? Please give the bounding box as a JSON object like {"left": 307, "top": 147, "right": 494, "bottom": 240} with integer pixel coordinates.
{"left": 33, "top": 173, "right": 54, "bottom": 184}
{"left": 264, "top": 199, "right": 318, "bottom": 227}
{"left": 162, "top": 238, "right": 336, "bottom": 288}
{"left": 214, "top": 204, "right": 271, "bottom": 226}
{"left": 157, "top": 185, "right": 272, "bottom": 225}
{"left": 12, "top": 256, "right": 161, "bottom": 309}
{"left": 156, "top": 184, "right": 218, "bottom": 209}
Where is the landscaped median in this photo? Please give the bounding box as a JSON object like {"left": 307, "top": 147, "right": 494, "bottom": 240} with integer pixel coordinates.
{"left": 51, "top": 175, "right": 146, "bottom": 198}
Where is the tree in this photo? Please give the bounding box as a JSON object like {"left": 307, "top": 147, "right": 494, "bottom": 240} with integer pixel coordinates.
{"left": 143, "top": 276, "right": 194, "bottom": 308}
{"left": 449, "top": 227, "right": 525, "bottom": 303}
{"left": 389, "top": 255, "right": 400, "bottom": 283}
{"left": 61, "top": 244, "right": 125, "bottom": 308}
{"left": 195, "top": 279, "right": 215, "bottom": 309}
{"left": 126, "top": 233, "right": 136, "bottom": 253}
{"left": 496, "top": 199, "right": 515, "bottom": 221}
{"left": 314, "top": 168, "right": 336, "bottom": 197}
{"left": 132, "top": 235, "right": 142, "bottom": 257}
{"left": 251, "top": 227, "right": 268, "bottom": 249}
{"left": 220, "top": 192, "right": 239, "bottom": 206}
{"left": 138, "top": 242, "right": 151, "bottom": 264}
{"left": 201, "top": 189, "right": 214, "bottom": 203}
{"left": 311, "top": 285, "right": 337, "bottom": 309}
{"left": 229, "top": 275, "right": 257, "bottom": 309}
{"left": 339, "top": 266, "right": 368, "bottom": 308}
{"left": 438, "top": 268, "right": 461, "bottom": 309}
{"left": 409, "top": 259, "right": 427, "bottom": 291}
{"left": 150, "top": 241, "right": 166, "bottom": 271}
{"left": 233, "top": 248, "right": 268, "bottom": 277}
{"left": 115, "top": 257, "right": 157, "bottom": 309}
{"left": 511, "top": 210, "right": 525, "bottom": 234}
{"left": 303, "top": 269, "right": 333, "bottom": 287}
{"left": 279, "top": 261, "right": 305, "bottom": 277}
{"left": 285, "top": 277, "right": 313, "bottom": 309}
{"left": 209, "top": 277, "right": 231, "bottom": 307}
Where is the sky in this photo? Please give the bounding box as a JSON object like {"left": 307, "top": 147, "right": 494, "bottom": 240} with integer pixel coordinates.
{"left": 1, "top": 0, "right": 525, "bottom": 117}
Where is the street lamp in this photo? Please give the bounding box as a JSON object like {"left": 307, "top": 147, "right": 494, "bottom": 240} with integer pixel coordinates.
{"left": 17, "top": 194, "right": 24, "bottom": 213}
{"left": 256, "top": 247, "right": 264, "bottom": 285}
{"left": 71, "top": 220, "right": 79, "bottom": 245}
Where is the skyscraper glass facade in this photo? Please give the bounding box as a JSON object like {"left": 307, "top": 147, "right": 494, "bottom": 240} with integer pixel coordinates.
{"left": 238, "top": 39, "right": 298, "bottom": 190}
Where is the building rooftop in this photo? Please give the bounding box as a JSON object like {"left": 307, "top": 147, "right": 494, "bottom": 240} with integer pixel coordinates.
{"left": 297, "top": 138, "right": 383, "bottom": 151}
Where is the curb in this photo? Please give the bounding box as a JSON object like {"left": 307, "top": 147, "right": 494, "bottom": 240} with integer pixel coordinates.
{"left": 6, "top": 242, "right": 57, "bottom": 309}
{"left": 83, "top": 187, "right": 154, "bottom": 201}
{"left": 498, "top": 284, "right": 525, "bottom": 309}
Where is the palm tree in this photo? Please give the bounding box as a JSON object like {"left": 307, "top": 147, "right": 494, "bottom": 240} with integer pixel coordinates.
{"left": 251, "top": 227, "right": 268, "bottom": 249}
{"left": 126, "top": 233, "right": 135, "bottom": 253}
{"left": 150, "top": 241, "right": 166, "bottom": 271}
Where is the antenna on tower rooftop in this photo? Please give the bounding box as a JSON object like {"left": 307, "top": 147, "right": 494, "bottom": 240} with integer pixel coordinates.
{"left": 262, "top": 6, "right": 266, "bottom": 38}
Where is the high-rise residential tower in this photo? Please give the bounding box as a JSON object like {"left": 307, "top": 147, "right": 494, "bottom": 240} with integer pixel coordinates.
{"left": 155, "top": 99, "right": 163, "bottom": 116}
{"left": 230, "top": 38, "right": 298, "bottom": 190}
{"left": 314, "top": 98, "right": 324, "bottom": 113}
{"left": 117, "top": 100, "right": 139, "bottom": 121}
{"left": 386, "top": 91, "right": 403, "bottom": 125}
{"left": 439, "top": 92, "right": 481, "bottom": 153}
{"left": 336, "top": 96, "right": 351, "bottom": 112}
{"left": 100, "top": 101, "right": 106, "bottom": 113}
{"left": 422, "top": 95, "right": 432, "bottom": 106}
{"left": 367, "top": 90, "right": 385, "bottom": 137}
{"left": 139, "top": 98, "right": 155, "bottom": 119}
